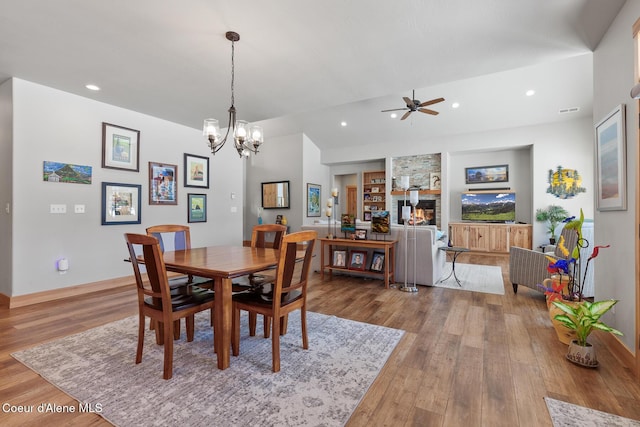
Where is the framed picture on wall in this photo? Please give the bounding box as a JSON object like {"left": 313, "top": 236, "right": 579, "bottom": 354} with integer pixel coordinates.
{"left": 149, "top": 162, "right": 178, "bottom": 205}
{"left": 595, "top": 104, "right": 627, "bottom": 211}
{"left": 101, "top": 122, "right": 140, "bottom": 172}
{"left": 101, "top": 182, "right": 141, "bottom": 225}
{"left": 307, "top": 183, "right": 321, "bottom": 217}
{"left": 187, "top": 193, "right": 207, "bottom": 223}
{"left": 184, "top": 153, "right": 209, "bottom": 189}
{"left": 465, "top": 164, "right": 508, "bottom": 184}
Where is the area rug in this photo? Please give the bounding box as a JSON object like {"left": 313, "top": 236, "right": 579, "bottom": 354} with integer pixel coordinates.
{"left": 434, "top": 262, "right": 505, "bottom": 295}
{"left": 545, "top": 397, "right": 640, "bottom": 426}
{"left": 12, "top": 311, "right": 404, "bottom": 427}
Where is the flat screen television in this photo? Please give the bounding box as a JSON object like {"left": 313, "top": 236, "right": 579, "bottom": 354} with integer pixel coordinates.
{"left": 461, "top": 191, "right": 516, "bottom": 222}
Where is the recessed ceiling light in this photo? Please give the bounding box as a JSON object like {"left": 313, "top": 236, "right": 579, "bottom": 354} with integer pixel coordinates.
{"left": 525, "top": 89, "right": 535, "bottom": 96}
{"left": 390, "top": 113, "right": 397, "bottom": 118}
{"left": 452, "top": 102, "right": 460, "bottom": 109}
{"left": 85, "top": 84, "right": 100, "bottom": 91}
{"left": 340, "top": 121, "right": 347, "bottom": 127}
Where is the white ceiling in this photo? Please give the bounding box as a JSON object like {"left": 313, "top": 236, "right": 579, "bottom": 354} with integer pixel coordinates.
{"left": 0, "top": 0, "right": 626, "bottom": 154}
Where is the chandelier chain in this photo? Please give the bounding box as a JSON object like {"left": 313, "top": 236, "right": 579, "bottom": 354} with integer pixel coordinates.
{"left": 230, "top": 40, "right": 235, "bottom": 106}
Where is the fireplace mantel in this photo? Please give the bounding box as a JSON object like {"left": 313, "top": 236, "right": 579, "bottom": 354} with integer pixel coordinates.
{"left": 390, "top": 190, "right": 441, "bottom": 195}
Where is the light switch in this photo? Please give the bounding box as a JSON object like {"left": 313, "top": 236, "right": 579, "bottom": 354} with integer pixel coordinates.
{"left": 50, "top": 204, "right": 67, "bottom": 214}
{"left": 230, "top": 206, "right": 238, "bottom": 213}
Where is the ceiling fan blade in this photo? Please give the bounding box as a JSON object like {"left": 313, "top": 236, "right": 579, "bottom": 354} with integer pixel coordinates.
{"left": 400, "top": 110, "right": 413, "bottom": 120}
{"left": 402, "top": 97, "right": 413, "bottom": 106}
{"left": 418, "top": 108, "right": 439, "bottom": 115}
{"left": 381, "top": 107, "right": 409, "bottom": 112}
{"left": 419, "top": 97, "right": 445, "bottom": 107}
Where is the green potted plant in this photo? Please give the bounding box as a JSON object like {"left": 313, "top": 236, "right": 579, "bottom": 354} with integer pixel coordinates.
{"left": 552, "top": 299, "right": 622, "bottom": 367}
{"left": 535, "top": 205, "right": 569, "bottom": 244}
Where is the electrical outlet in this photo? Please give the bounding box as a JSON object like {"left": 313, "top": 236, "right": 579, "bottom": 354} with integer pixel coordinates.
{"left": 50, "top": 204, "right": 67, "bottom": 214}
{"left": 74, "top": 204, "right": 85, "bottom": 214}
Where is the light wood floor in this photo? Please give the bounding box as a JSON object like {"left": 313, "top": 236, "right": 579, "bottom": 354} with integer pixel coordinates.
{"left": 1, "top": 254, "right": 639, "bottom": 426}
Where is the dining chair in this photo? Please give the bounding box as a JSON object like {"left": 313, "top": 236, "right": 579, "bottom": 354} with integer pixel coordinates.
{"left": 125, "top": 233, "right": 215, "bottom": 380}
{"left": 145, "top": 224, "right": 212, "bottom": 288}
{"left": 231, "top": 230, "right": 317, "bottom": 372}
{"left": 240, "top": 224, "right": 287, "bottom": 337}
{"left": 146, "top": 224, "right": 214, "bottom": 338}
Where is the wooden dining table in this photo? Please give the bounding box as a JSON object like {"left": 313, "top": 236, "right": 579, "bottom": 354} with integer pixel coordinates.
{"left": 160, "top": 245, "right": 281, "bottom": 370}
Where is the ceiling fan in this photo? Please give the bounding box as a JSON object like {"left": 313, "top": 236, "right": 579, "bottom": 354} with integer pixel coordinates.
{"left": 381, "top": 90, "right": 445, "bottom": 120}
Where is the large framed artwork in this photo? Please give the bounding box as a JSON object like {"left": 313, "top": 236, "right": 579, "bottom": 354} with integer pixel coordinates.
{"left": 102, "top": 123, "right": 140, "bottom": 172}
{"left": 187, "top": 193, "right": 207, "bottom": 223}
{"left": 465, "top": 164, "right": 508, "bottom": 184}
{"left": 307, "top": 183, "right": 321, "bottom": 217}
{"left": 595, "top": 104, "right": 626, "bottom": 211}
{"left": 149, "top": 162, "right": 178, "bottom": 205}
{"left": 101, "top": 182, "right": 142, "bottom": 225}
{"left": 184, "top": 153, "right": 209, "bottom": 189}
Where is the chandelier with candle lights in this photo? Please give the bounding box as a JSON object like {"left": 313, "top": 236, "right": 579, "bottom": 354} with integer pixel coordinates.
{"left": 203, "top": 31, "right": 264, "bottom": 158}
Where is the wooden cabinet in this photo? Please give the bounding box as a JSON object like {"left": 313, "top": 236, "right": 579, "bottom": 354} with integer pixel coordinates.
{"left": 448, "top": 222, "right": 532, "bottom": 254}
{"left": 362, "top": 170, "right": 386, "bottom": 220}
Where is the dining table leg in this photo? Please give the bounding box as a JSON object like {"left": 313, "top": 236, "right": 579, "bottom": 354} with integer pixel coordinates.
{"left": 213, "top": 277, "right": 232, "bottom": 369}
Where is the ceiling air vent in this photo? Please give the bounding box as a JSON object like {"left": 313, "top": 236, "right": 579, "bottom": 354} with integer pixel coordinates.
{"left": 558, "top": 107, "right": 580, "bottom": 114}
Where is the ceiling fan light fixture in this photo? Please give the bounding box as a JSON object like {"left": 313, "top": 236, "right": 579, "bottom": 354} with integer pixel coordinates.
{"left": 203, "top": 31, "right": 264, "bottom": 158}
{"left": 381, "top": 89, "right": 444, "bottom": 120}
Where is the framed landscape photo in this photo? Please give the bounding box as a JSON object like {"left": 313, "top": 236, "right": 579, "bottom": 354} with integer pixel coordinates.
{"left": 349, "top": 250, "right": 367, "bottom": 271}
{"left": 149, "top": 162, "right": 177, "bottom": 205}
{"left": 184, "top": 153, "right": 209, "bottom": 189}
{"left": 102, "top": 122, "right": 140, "bottom": 172}
{"left": 187, "top": 193, "right": 207, "bottom": 223}
{"left": 307, "top": 183, "right": 321, "bottom": 217}
{"left": 370, "top": 251, "right": 385, "bottom": 272}
{"left": 595, "top": 104, "right": 627, "bottom": 211}
{"left": 465, "top": 164, "right": 508, "bottom": 184}
{"left": 332, "top": 249, "right": 347, "bottom": 268}
{"left": 101, "top": 182, "right": 141, "bottom": 225}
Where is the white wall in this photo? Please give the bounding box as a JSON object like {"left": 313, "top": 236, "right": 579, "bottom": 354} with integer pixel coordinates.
{"left": 0, "top": 80, "right": 13, "bottom": 297}
{"left": 592, "top": 0, "right": 639, "bottom": 352}
{"left": 244, "top": 132, "right": 303, "bottom": 238}
{"left": 302, "top": 134, "right": 331, "bottom": 226}
{"left": 10, "top": 78, "right": 244, "bottom": 297}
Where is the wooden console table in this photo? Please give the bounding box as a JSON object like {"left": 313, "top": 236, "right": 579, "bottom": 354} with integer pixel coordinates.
{"left": 319, "top": 238, "right": 397, "bottom": 288}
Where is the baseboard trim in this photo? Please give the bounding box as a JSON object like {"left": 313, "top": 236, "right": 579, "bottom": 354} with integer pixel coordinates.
{"left": 598, "top": 330, "right": 638, "bottom": 378}
{"left": 3, "top": 276, "right": 135, "bottom": 309}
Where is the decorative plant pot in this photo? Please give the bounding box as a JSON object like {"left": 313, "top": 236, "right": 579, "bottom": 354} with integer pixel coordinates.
{"left": 566, "top": 340, "right": 598, "bottom": 368}
{"left": 547, "top": 298, "right": 578, "bottom": 345}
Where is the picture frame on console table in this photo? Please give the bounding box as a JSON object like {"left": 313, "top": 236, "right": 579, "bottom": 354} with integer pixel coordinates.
{"left": 349, "top": 250, "right": 367, "bottom": 271}
{"left": 354, "top": 229, "right": 367, "bottom": 240}
{"left": 595, "top": 104, "right": 626, "bottom": 211}
{"left": 370, "top": 251, "right": 385, "bottom": 272}
{"left": 332, "top": 250, "right": 347, "bottom": 268}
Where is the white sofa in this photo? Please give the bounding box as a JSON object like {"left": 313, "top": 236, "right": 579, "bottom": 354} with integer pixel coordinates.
{"left": 301, "top": 221, "right": 447, "bottom": 286}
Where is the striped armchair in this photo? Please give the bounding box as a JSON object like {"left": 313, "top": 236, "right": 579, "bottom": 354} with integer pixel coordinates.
{"left": 509, "top": 226, "right": 578, "bottom": 294}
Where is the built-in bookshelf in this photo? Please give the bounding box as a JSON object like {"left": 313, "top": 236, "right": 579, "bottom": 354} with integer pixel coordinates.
{"left": 362, "top": 170, "right": 386, "bottom": 221}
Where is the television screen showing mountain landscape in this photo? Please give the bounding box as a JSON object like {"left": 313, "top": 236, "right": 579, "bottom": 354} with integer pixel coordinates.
{"left": 461, "top": 192, "right": 516, "bottom": 222}
{"left": 43, "top": 161, "right": 92, "bottom": 184}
